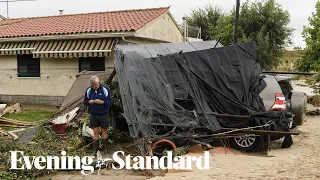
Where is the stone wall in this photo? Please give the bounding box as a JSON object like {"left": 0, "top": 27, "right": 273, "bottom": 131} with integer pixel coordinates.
{"left": 0, "top": 95, "right": 64, "bottom": 106}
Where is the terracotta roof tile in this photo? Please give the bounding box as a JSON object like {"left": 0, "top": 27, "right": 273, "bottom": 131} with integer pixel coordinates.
{"left": 0, "top": 7, "right": 169, "bottom": 38}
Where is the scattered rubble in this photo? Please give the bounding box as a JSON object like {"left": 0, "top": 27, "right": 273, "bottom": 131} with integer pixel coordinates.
{"left": 0, "top": 127, "right": 17, "bottom": 140}
{"left": 114, "top": 41, "right": 297, "bottom": 154}
{"left": 306, "top": 109, "right": 320, "bottom": 116}
{"left": 1, "top": 103, "right": 22, "bottom": 117}
{"left": 310, "top": 95, "right": 320, "bottom": 107}
{"left": 0, "top": 104, "right": 6, "bottom": 117}
{"left": 82, "top": 121, "right": 94, "bottom": 137}
{"left": 0, "top": 117, "right": 36, "bottom": 127}
{"left": 50, "top": 107, "right": 80, "bottom": 135}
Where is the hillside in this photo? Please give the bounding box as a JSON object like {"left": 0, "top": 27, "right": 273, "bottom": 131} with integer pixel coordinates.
{"left": 276, "top": 50, "right": 300, "bottom": 71}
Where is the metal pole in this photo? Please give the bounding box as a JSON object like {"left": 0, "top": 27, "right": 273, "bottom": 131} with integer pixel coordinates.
{"left": 6, "top": 0, "right": 9, "bottom": 18}
{"left": 234, "top": 0, "right": 240, "bottom": 43}
{"left": 186, "top": 22, "right": 188, "bottom": 41}
{"left": 183, "top": 17, "right": 187, "bottom": 42}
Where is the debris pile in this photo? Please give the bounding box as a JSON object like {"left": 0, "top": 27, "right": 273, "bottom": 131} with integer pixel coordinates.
{"left": 307, "top": 109, "right": 320, "bottom": 116}
{"left": 0, "top": 103, "right": 22, "bottom": 117}
{"left": 114, "top": 41, "right": 296, "bottom": 153}
{"left": 0, "top": 127, "right": 15, "bottom": 140}
{"left": 310, "top": 95, "right": 320, "bottom": 107}
{"left": 50, "top": 107, "right": 80, "bottom": 135}
{"left": 0, "top": 116, "right": 35, "bottom": 128}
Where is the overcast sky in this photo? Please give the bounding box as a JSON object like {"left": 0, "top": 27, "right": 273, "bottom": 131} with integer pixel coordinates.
{"left": 0, "top": 0, "right": 318, "bottom": 48}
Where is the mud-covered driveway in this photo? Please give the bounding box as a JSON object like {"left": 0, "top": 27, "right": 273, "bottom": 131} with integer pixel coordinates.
{"left": 151, "top": 115, "right": 320, "bottom": 180}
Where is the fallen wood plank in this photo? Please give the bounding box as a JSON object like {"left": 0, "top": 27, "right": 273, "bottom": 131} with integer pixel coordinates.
{"left": 193, "top": 128, "right": 299, "bottom": 138}
{"left": 0, "top": 117, "right": 35, "bottom": 126}
{"left": 0, "top": 122, "right": 34, "bottom": 126}
{"left": 221, "top": 128, "right": 300, "bottom": 136}
{"left": 0, "top": 130, "right": 8, "bottom": 136}
{"left": 262, "top": 71, "right": 317, "bottom": 75}
{"left": 0, "top": 117, "right": 35, "bottom": 124}
{"left": 209, "top": 113, "right": 251, "bottom": 121}
{"left": 7, "top": 132, "right": 18, "bottom": 140}
{"left": 151, "top": 123, "right": 175, "bottom": 126}
{"left": 0, "top": 121, "right": 28, "bottom": 125}
{"left": 190, "top": 112, "right": 252, "bottom": 121}
{"left": 0, "top": 121, "right": 34, "bottom": 126}
{"left": 9, "top": 128, "right": 27, "bottom": 134}
{"left": 0, "top": 124, "right": 33, "bottom": 128}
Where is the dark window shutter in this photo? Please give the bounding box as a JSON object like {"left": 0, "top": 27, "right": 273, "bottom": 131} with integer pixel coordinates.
{"left": 79, "top": 57, "right": 105, "bottom": 72}
{"left": 17, "top": 54, "right": 40, "bottom": 77}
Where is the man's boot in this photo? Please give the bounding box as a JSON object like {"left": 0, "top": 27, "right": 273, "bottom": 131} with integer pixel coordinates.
{"left": 92, "top": 140, "right": 99, "bottom": 156}
{"left": 102, "top": 138, "right": 108, "bottom": 156}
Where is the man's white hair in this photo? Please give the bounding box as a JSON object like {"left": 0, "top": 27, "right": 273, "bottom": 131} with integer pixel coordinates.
{"left": 90, "top": 76, "right": 100, "bottom": 83}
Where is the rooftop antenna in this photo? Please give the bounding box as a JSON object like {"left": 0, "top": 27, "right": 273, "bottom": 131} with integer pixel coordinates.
{"left": 0, "top": 0, "right": 37, "bottom": 19}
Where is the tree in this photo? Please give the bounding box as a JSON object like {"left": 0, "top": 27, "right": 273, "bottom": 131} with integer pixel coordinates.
{"left": 240, "top": 0, "right": 293, "bottom": 70}
{"left": 186, "top": 5, "right": 224, "bottom": 41}
{"left": 186, "top": 0, "right": 293, "bottom": 70}
{"left": 213, "top": 12, "right": 237, "bottom": 45}
{"left": 295, "top": 1, "right": 320, "bottom": 90}
{"left": 296, "top": 1, "right": 320, "bottom": 74}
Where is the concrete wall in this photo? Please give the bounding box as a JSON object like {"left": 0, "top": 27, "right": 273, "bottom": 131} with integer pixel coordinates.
{"left": 105, "top": 55, "right": 115, "bottom": 70}
{"left": 0, "top": 95, "right": 64, "bottom": 106}
{"left": 0, "top": 35, "right": 164, "bottom": 106}
{"left": 136, "top": 12, "right": 183, "bottom": 43}
{"left": 0, "top": 55, "right": 114, "bottom": 105}
{"left": 0, "top": 56, "right": 78, "bottom": 97}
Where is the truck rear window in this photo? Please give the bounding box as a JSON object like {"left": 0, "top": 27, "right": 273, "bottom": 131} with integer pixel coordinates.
{"left": 259, "top": 76, "right": 283, "bottom": 100}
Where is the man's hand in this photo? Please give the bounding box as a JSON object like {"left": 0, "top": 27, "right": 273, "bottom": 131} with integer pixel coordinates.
{"left": 89, "top": 100, "right": 95, "bottom": 105}
{"left": 94, "top": 99, "right": 104, "bottom": 104}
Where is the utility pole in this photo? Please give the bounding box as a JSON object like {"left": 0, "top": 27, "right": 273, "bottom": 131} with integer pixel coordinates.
{"left": 234, "top": 0, "right": 240, "bottom": 43}
{"left": 6, "top": 0, "right": 9, "bottom": 18}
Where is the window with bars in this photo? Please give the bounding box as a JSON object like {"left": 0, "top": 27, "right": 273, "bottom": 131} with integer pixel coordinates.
{"left": 79, "top": 57, "right": 105, "bottom": 72}
{"left": 17, "top": 54, "right": 40, "bottom": 77}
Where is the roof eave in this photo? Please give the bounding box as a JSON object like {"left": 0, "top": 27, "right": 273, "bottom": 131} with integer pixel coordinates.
{"left": 0, "top": 32, "right": 135, "bottom": 43}
{"left": 132, "top": 34, "right": 170, "bottom": 43}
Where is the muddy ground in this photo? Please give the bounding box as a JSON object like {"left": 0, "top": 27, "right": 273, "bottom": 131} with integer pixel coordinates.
{"left": 41, "top": 113, "right": 320, "bottom": 180}
{"left": 152, "top": 115, "right": 320, "bottom": 180}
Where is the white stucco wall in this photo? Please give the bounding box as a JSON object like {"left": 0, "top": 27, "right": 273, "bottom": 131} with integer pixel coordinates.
{"left": 0, "top": 55, "right": 115, "bottom": 97}
{"left": 105, "top": 55, "right": 114, "bottom": 70}
{"left": 136, "top": 12, "right": 183, "bottom": 43}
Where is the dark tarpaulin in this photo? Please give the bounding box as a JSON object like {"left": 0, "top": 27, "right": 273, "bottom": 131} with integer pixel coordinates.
{"left": 115, "top": 41, "right": 265, "bottom": 136}
{"left": 114, "top": 41, "right": 290, "bottom": 152}
{"left": 167, "top": 43, "right": 267, "bottom": 128}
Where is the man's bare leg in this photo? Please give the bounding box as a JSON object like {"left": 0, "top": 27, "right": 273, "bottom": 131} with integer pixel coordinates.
{"left": 101, "top": 127, "right": 108, "bottom": 155}
{"left": 101, "top": 128, "right": 108, "bottom": 139}
{"left": 92, "top": 127, "right": 100, "bottom": 156}
{"left": 93, "top": 127, "right": 99, "bottom": 140}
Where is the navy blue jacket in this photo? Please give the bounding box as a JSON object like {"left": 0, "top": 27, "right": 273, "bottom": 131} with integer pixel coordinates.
{"left": 84, "top": 84, "right": 112, "bottom": 115}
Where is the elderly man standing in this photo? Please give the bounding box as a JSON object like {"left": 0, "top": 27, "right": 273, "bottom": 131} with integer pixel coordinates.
{"left": 84, "top": 76, "right": 112, "bottom": 156}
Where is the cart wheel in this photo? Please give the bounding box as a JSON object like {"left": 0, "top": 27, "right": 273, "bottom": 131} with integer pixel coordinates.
{"left": 230, "top": 134, "right": 259, "bottom": 152}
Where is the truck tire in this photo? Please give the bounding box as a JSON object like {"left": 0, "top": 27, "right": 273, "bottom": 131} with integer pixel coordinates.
{"left": 291, "top": 92, "right": 307, "bottom": 126}
{"left": 229, "top": 134, "right": 260, "bottom": 152}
